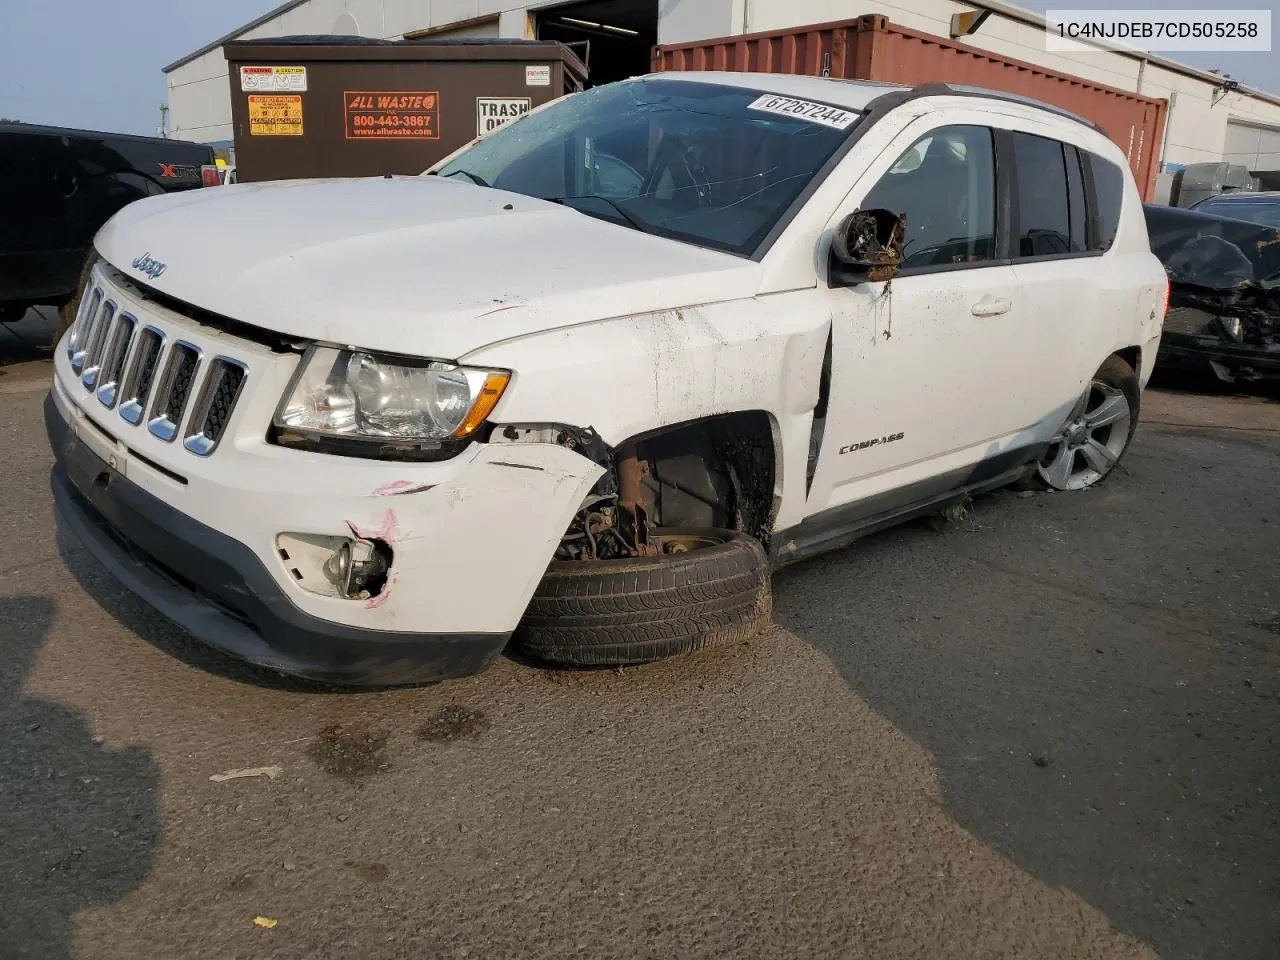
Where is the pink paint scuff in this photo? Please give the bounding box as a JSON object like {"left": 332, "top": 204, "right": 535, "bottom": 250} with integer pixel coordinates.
{"left": 373, "top": 480, "right": 430, "bottom": 497}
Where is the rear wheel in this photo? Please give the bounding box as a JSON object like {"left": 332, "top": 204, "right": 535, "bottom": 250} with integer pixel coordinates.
{"left": 514, "top": 529, "right": 771, "bottom": 667}
{"left": 1034, "top": 355, "right": 1140, "bottom": 491}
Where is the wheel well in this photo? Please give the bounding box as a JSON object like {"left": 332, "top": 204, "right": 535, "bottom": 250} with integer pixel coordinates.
{"left": 621, "top": 412, "right": 777, "bottom": 542}
{"left": 1114, "top": 346, "right": 1141, "bottom": 374}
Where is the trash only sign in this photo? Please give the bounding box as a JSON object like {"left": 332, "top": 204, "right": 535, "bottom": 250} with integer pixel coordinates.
{"left": 476, "top": 97, "right": 531, "bottom": 138}
{"left": 247, "top": 95, "right": 304, "bottom": 136}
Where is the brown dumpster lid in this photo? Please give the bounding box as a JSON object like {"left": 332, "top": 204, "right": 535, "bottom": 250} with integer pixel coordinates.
{"left": 224, "top": 35, "right": 588, "bottom": 81}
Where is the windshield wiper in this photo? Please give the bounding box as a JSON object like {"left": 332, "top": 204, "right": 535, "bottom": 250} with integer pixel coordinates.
{"left": 439, "top": 169, "right": 491, "bottom": 188}
{"left": 546, "top": 195, "right": 653, "bottom": 235}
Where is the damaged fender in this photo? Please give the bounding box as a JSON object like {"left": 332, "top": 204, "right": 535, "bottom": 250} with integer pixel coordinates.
{"left": 339, "top": 441, "right": 604, "bottom": 634}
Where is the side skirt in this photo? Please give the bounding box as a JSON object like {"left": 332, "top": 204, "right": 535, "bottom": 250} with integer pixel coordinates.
{"left": 769, "top": 444, "right": 1047, "bottom": 569}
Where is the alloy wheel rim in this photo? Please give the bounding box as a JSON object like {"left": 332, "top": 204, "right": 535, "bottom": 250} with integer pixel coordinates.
{"left": 1037, "top": 381, "right": 1132, "bottom": 490}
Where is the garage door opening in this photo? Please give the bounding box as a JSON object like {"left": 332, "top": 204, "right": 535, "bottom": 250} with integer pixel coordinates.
{"left": 534, "top": 0, "right": 656, "bottom": 87}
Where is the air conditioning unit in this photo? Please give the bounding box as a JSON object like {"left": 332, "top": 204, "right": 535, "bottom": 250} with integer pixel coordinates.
{"left": 1172, "top": 162, "right": 1260, "bottom": 207}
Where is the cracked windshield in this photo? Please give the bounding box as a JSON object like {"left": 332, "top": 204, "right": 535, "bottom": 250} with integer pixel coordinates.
{"left": 436, "top": 78, "right": 858, "bottom": 255}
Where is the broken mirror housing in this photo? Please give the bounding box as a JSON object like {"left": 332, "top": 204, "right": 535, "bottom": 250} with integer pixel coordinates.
{"left": 829, "top": 207, "right": 907, "bottom": 286}
{"left": 272, "top": 345, "right": 509, "bottom": 460}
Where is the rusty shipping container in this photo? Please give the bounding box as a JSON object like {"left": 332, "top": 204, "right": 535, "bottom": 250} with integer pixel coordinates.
{"left": 652, "top": 15, "right": 1166, "bottom": 201}
{"left": 225, "top": 36, "right": 588, "bottom": 183}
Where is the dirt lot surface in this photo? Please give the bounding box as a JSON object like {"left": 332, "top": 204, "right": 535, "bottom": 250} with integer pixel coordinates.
{"left": 2, "top": 313, "right": 1277, "bottom": 960}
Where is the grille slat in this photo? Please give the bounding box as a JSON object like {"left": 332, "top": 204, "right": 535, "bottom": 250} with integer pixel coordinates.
{"left": 95, "top": 314, "right": 136, "bottom": 408}
{"left": 78, "top": 301, "right": 116, "bottom": 386}
{"left": 67, "top": 286, "right": 103, "bottom": 368}
{"left": 147, "top": 342, "right": 201, "bottom": 442}
{"left": 119, "top": 328, "right": 164, "bottom": 425}
{"left": 183, "top": 359, "right": 247, "bottom": 456}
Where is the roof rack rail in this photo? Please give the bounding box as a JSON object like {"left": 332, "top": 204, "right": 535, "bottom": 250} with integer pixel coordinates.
{"left": 904, "top": 82, "right": 1106, "bottom": 134}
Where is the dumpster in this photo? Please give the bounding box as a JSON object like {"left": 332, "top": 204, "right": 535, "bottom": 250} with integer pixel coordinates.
{"left": 224, "top": 36, "right": 588, "bottom": 183}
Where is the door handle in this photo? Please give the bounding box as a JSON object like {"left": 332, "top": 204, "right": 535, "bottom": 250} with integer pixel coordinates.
{"left": 970, "top": 297, "right": 1012, "bottom": 318}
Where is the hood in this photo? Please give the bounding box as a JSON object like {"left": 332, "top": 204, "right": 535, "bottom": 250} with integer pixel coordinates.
{"left": 94, "top": 176, "right": 761, "bottom": 359}
{"left": 1144, "top": 203, "right": 1280, "bottom": 291}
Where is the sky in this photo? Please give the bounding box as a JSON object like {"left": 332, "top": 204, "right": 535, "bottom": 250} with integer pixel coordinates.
{"left": 0, "top": 0, "right": 273, "bottom": 134}
{"left": 0, "top": 0, "right": 1278, "bottom": 136}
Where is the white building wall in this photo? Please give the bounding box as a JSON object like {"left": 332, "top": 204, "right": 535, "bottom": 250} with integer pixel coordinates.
{"left": 658, "top": 0, "right": 743, "bottom": 45}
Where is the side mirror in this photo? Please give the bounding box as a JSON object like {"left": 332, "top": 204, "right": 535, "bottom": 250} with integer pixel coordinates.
{"left": 829, "top": 208, "right": 907, "bottom": 286}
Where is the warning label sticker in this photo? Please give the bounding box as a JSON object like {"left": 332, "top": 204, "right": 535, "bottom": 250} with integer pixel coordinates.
{"left": 248, "top": 95, "right": 304, "bottom": 136}
{"left": 476, "top": 97, "right": 531, "bottom": 138}
{"left": 240, "top": 65, "right": 307, "bottom": 92}
{"left": 344, "top": 91, "right": 440, "bottom": 140}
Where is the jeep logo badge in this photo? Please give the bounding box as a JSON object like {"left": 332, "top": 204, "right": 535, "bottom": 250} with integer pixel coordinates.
{"left": 131, "top": 253, "right": 167, "bottom": 280}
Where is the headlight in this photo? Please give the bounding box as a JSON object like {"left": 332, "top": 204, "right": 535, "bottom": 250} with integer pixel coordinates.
{"left": 273, "top": 346, "right": 510, "bottom": 459}
{"left": 1217, "top": 316, "right": 1243, "bottom": 341}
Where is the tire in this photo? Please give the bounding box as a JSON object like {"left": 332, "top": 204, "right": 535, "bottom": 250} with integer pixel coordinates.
{"left": 514, "top": 529, "right": 772, "bottom": 667}
{"left": 1030, "top": 354, "right": 1141, "bottom": 491}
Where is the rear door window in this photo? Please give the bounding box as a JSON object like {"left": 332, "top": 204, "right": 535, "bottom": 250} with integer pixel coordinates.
{"left": 1012, "top": 133, "right": 1079, "bottom": 257}
{"left": 1087, "top": 155, "right": 1125, "bottom": 250}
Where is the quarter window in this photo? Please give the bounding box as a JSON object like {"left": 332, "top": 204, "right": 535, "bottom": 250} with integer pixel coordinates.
{"left": 859, "top": 125, "right": 997, "bottom": 269}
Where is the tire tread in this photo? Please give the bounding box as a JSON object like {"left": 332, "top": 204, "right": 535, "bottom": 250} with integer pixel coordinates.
{"left": 514, "top": 529, "right": 771, "bottom": 667}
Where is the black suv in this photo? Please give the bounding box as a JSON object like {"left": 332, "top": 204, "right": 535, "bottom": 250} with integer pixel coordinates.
{"left": 0, "top": 122, "right": 218, "bottom": 324}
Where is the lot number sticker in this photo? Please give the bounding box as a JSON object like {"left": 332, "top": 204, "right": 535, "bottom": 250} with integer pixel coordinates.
{"left": 476, "top": 97, "right": 531, "bottom": 138}
{"left": 240, "top": 65, "right": 307, "bottom": 92}
{"left": 344, "top": 91, "right": 440, "bottom": 140}
{"left": 525, "top": 65, "right": 551, "bottom": 87}
{"left": 747, "top": 94, "right": 858, "bottom": 130}
{"left": 247, "top": 95, "right": 303, "bottom": 136}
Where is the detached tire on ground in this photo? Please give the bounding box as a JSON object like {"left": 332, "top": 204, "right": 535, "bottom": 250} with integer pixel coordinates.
{"left": 514, "top": 529, "right": 772, "bottom": 667}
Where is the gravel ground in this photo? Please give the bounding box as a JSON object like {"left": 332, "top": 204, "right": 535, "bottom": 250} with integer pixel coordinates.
{"left": 2, "top": 315, "right": 1277, "bottom": 960}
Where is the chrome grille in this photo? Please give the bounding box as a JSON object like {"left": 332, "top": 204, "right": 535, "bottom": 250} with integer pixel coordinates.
{"left": 183, "top": 359, "right": 247, "bottom": 456}
{"left": 95, "top": 314, "right": 136, "bottom": 408}
{"left": 66, "top": 271, "right": 251, "bottom": 456}
{"left": 148, "top": 343, "right": 201, "bottom": 442}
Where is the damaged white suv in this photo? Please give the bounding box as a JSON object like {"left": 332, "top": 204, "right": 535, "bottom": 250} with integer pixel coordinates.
{"left": 47, "top": 73, "right": 1167, "bottom": 686}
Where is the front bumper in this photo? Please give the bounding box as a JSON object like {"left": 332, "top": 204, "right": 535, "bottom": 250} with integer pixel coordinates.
{"left": 46, "top": 390, "right": 603, "bottom": 686}
{"left": 1157, "top": 334, "right": 1280, "bottom": 383}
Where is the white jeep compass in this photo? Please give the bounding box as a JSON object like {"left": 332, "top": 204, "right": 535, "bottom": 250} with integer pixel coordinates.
{"left": 46, "top": 73, "right": 1168, "bottom": 686}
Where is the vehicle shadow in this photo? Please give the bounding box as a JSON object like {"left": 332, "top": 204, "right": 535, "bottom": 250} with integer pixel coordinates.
{"left": 1149, "top": 365, "right": 1280, "bottom": 402}
{"left": 770, "top": 463, "right": 1280, "bottom": 960}
{"left": 0, "top": 595, "right": 161, "bottom": 959}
